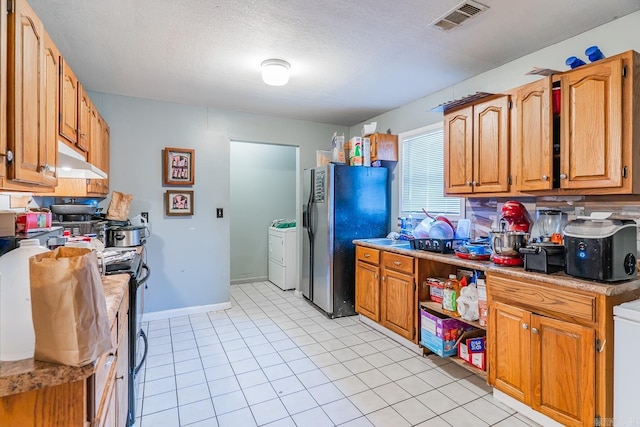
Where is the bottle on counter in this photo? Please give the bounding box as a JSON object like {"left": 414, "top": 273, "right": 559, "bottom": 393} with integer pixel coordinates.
{"left": 0, "top": 239, "right": 50, "bottom": 361}
{"left": 442, "top": 274, "right": 461, "bottom": 317}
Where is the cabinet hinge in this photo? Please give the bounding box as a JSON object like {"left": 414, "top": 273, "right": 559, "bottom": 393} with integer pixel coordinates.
{"left": 623, "top": 166, "right": 628, "bottom": 179}
{"left": 413, "top": 327, "right": 416, "bottom": 339}
{"left": 596, "top": 338, "right": 606, "bottom": 353}
{"left": 7, "top": 0, "right": 13, "bottom": 14}
{"left": 508, "top": 175, "right": 512, "bottom": 185}
{"left": 508, "top": 100, "right": 513, "bottom": 109}
{"left": 594, "top": 415, "right": 601, "bottom": 426}
{"left": 623, "top": 66, "right": 628, "bottom": 78}
{"left": 413, "top": 282, "right": 416, "bottom": 292}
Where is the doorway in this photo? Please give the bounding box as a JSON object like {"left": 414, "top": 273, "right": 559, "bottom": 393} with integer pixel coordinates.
{"left": 230, "top": 141, "right": 297, "bottom": 284}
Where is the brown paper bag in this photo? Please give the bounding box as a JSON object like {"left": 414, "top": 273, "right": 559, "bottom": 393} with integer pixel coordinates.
{"left": 29, "top": 247, "right": 112, "bottom": 366}
{"left": 106, "top": 191, "right": 133, "bottom": 221}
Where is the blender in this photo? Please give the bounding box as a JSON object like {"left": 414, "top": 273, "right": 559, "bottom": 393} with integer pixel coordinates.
{"left": 530, "top": 209, "right": 567, "bottom": 243}
{"left": 490, "top": 201, "right": 532, "bottom": 266}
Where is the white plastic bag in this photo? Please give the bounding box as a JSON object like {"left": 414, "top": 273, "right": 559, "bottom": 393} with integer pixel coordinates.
{"left": 457, "top": 286, "right": 479, "bottom": 321}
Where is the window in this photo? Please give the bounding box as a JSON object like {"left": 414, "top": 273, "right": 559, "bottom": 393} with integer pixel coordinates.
{"left": 400, "top": 123, "right": 464, "bottom": 219}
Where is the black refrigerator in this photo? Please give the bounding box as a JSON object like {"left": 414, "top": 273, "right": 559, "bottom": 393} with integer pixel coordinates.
{"left": 302, "top": 164, "right": 389, "bottom": 318}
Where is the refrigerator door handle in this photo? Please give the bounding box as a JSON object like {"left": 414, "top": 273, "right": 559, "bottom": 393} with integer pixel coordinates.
{"left": 307, "top": 169, "right": 315, "bottom": 301}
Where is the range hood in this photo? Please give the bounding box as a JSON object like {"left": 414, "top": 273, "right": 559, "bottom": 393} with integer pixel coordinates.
{"left": 56, "top": 141, "right": 107, "bottom": 179}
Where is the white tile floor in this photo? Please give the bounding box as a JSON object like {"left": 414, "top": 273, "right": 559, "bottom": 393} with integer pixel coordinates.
{"left": 135, "top": 281, "right": 542, "bottom": 427}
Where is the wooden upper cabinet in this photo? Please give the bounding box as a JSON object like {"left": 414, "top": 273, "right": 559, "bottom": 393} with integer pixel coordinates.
{"left": 444, "top": 105, "right": 474, "bottom": 194}
{"left": 444, "top": 95, "right": 510, "bottom": 194}
{"left": 77, "top": 84, "right": 91, "bottom": 153}
{"left": 60, "top": 58, "right": 78, "bottom": 145}
{"left": 6, "top": 0, "right": 46, "bottom": 185}
{"left": 473, "top": 96, "right": 510, "bottom": 193}
{"left": 560, "top": 56, "right": 623, "bottom": 190}
{"left": 515, "top": 77, "right": 553, "bottom": 191}
{"left": 42, "top": 30, "right": 58, "bottom": 187}
{"left": 369, "top": 133, "right": 398, "bottom": 162}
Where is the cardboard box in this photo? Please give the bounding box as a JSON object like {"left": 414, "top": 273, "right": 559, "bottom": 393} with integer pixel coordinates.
{"left": 420, "top": 308, "right": 470, "bottom": 340}
{"left": 16, "top": 212, "right": 52, "bottom": 233}
{"left": 457, "top": 329, "right": 487, "bottom": 371}
{"left": 427, "top": 277, "right": 445, "bottom": 303}
{"left": 477, "top": 279, "right": 488, "bottom": 327}
{"left": 0, "top": 211, "right": 17, "bottom": 236}
{"left": 421, "top": 328, "right": 458, "bottom": 357}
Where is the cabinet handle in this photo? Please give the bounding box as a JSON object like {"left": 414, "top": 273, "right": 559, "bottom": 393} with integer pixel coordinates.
{"left": 522, "top": 323, "right": 529, "bottom": 330}
{"left": 382, "top": 276, "right": 385, "bottom": 281}
{"left": 374, "top": 274, "right": 378, "bottom": 279}
{"left": 472, "top": 181, "right": 478, "bottom": 187}
{"left": 393, "top": 261, "right": 401, "bottom": 266}
{"left": 465, "top": 181, "right": 472, "bottom": 187}
{"left": 116, "top": 374, "right": 125, "bottom": 381}
{"left": 364, "top": 253, "right": 370, "bottom": 258}
{"left": 531, "top": 328, "right": 539, "bottom": 334}
{"left": 541, "top": 175, "right": 548, "bottom": 181}
{"left": 560, "top": 173, "right": 568, "bottom": 180}
{"left": 105, "top": 353, "right": 116, "bottom": 368}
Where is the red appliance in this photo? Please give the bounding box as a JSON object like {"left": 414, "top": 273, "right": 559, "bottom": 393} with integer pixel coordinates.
{"left": 492, "top": 201, "right": 532, "bottom": 266}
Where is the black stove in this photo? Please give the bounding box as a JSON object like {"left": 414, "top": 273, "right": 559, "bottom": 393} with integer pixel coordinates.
{"left": 105, "top": 250, "right": 149, "bottom": 426}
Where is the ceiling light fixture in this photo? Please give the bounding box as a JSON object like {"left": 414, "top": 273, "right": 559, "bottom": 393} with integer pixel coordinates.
{"left": 261, "top": 59, "right": 290, "bottom": 86}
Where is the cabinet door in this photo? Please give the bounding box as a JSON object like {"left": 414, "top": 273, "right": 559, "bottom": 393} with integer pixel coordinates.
{"left": 115, "top": 312, "right": 129, "bottom": 427}
{"left": 473, "top": 96, "right": 510, "bottom": 193}
{"left": 101, "top": 121, "right": 110, "bottom": 194}
{"left": 60, "top": 58, "right": 78, "bottom": 144}
{"left": 355, "top": 260, "right": 380, "bottom": 322}
{"left": 381, "top": 270, "right": 414, "bottom": 340}
{"left": 0, "top": 0, "right": 7, "bottom": 178}
{"left": 444, "top": 106, "right": 474, "bottom": 194}
{"left": 7, "top": 0, "right": 45, "bottom": 184}
{"left": 42, "top": 31, "right": 58, "bottom": 187}
{"left": 489, "top": 302, "right": 531, "bottom": 404}
{"left": 560, "top": 58, "right": 622, "bottom": 189}
{"left": 516, "top": 78, "right": 552, "bottom": 191}
{"left": 531, "top": 315, "right": 595, "bottom": 427}
{"left": 77, "top": 84, "right": 90, "bottom": 152}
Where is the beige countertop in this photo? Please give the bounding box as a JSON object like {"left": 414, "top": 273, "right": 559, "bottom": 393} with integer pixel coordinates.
{"left": 0, "top": 273, "right": 129, "bottom": 397}
{"left": 354, "top": 240, "right": 640, "bottom": 297}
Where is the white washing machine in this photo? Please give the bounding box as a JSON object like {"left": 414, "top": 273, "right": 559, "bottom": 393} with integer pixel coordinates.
{"left": 614, "top": 298, "right": 640, "bottom": 426}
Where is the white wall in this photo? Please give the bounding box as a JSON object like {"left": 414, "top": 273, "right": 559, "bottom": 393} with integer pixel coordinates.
{"left": 230, "top": 141, "right": 296, "bottom": 282}
{"left": 89, "top": 92, "right": 346, "bottom": 313}
{"left": 348, "top": 11, "right": 640, "bottom": 224}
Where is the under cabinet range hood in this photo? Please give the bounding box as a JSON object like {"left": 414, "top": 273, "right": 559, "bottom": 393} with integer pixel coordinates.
{"left": 56, "top": 142, "right": 107, "bottom": 179}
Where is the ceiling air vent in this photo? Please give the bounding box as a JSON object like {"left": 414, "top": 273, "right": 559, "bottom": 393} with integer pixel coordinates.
{"left": 429, "top": 0, "right": 489, "bottom": 31}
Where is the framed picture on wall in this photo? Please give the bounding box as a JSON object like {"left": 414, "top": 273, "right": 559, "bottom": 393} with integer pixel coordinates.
{"left": 163, "top": 147, "right": 195, "bottom": 186}
{"left": 165, "top": 190, "right": 194, "bottom": 216}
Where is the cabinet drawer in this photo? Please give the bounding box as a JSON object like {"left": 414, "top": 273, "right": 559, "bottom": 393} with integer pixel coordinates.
{"left": 382, "top": 252, "right": 414, "bottom": 275}
{"left": 357, "top": 246, "right": 379, "bottom": 264}
{"left": 488, "top": 274, "right": 596, "bottom": 322}
{"left": 92, "top": 316, "right": 118, "bottom": 417}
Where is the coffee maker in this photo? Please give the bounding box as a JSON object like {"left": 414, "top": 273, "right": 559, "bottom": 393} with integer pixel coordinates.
{"left": 490, "top": 201, "right": 532, "bottom": 266}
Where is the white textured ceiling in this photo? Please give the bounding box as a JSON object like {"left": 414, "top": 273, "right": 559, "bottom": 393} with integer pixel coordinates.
{"left": 29, "top": 0, "right": 640, "bottom": 126}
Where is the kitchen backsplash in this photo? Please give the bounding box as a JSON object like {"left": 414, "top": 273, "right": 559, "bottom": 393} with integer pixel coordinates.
{"left": 466, "top": 196, "right": 640, "bottom": 245}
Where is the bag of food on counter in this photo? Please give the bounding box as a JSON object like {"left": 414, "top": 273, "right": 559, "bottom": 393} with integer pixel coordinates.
{"left": 106, "top": 191, "right": 133, "bottom": 221}
{"left": 29, "top": 247, "right": 112, "bottom": 366}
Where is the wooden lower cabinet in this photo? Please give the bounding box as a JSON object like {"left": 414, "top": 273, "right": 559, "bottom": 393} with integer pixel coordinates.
{"left": 489, "top": 301, "right": 595, "bottom": 426}
{"left": 381, "top": 269, "right": 414, "bottom": 340}
{"left": 487, "top": 271, "right": 640, "bottom": 426}
{"left": 355, "top": 259, "right": 380, "bottom": 321}
{"left": 355, "top": 247, "right": 418, "bottom": 342}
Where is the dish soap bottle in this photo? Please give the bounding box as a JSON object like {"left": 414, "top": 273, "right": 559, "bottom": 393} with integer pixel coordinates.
{"left": 442, "top": 274, "right": 460, "bottom": 317}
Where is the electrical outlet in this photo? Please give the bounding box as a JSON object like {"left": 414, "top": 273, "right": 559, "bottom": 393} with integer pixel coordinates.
{"left": 216, "top": 208, "right": 223, "bottom": 218}
{"left": 141, "top": 212, "right": 149, "bottom": 222}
